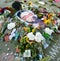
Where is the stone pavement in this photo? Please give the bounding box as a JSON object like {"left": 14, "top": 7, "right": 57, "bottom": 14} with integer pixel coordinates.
{"left": 45, "top": 34, "right": 60, "bottom": 61}
{"left": 0, "top": 53, "right": 14, "bottom": 61}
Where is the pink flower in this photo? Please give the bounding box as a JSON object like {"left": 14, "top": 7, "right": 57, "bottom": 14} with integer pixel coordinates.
{"left": 54, "top": 0, "right": 60, "bottom": 2}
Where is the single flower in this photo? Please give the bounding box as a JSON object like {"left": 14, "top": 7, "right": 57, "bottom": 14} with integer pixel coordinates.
{"left": 35, "top": 32, "right": 45, "bottom": 42}
{"left": 27, "top": 32, "right": 35, "bottom": 40}
{"left": 44, "top": 28, "right": 54, "bottom": 35}
{"left": 32, "top": 28, "right": 36, "bottom": 33}
{"left": 44, "top": 19, "right": 51, "bottom": 24}
{"left": 7, "top": 22, "right": 15, "bottom": 30}
{"left": 38, "top": 1, "right": 45, "bottom": 5}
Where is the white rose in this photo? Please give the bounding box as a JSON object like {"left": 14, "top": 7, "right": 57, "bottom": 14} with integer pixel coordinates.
{"left": 35, "top": 32, "right": 45, "bottom": 42}
{"left": 44, "top": 28, "right": 54, "bottom": 35}
{"left": 27, "top": 32, "right": 35, "bottom": 40}
{"left": 7, "top": 22, "right": 15, "bottom": 30}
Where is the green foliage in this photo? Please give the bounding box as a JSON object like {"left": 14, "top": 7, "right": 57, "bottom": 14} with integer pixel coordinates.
{"left": 49, "top": 0, "right": 53, "bottom": 3}
{"left": 0, "top": 32, "right": 3, "bottom": 37}
{"left": 40, "top": 56, "right": 51, "bottom": 61}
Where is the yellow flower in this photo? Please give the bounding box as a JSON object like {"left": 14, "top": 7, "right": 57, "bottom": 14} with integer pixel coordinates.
{"left": 26, "top": 45, "right": 28, "bottom": 48}
{"left": 26, "top": 36, "right": 29, "bottom": 43}
{"left": 44, "top": 19, "right": 51, "bottom": 24}
{"left": 32, "top": 28, "right": 36, "bottom": 33}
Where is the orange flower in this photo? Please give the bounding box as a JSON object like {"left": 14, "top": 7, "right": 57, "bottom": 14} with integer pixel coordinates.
{"left": 23, "top": 27, "right": 29, "bottom": 32}
{"left": 48, "top": 13, "right": 53, "bottom": 19}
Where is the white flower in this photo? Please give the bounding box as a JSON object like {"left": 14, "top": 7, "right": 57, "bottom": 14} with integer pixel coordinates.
{"left": 7, "top": 22, "right": 15, "bottom": 30}
{"left": 27, "top": 32, "right": 35, "bottom": 40}
{"left": 38, "top": 1, "right": 45, "bottom": 5}
{"left": 27, "top": 32, "right": 45, "bottom": 42}
{"left": 35, "top": 32, "right": 45, "bottom": 42}
{"left": 44, "top": 28, "right": 54, "bottom": 35}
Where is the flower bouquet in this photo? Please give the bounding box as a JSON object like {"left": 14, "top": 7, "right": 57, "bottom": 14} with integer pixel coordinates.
{"left": 14, "top": 25, "right": 52, "bottom": 61}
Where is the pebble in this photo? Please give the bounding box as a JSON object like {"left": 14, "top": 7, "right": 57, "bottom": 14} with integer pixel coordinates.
{"left": 5, "top": 44, "right": 8, "bottom": 47}
{"left": 7, "top": 48, "right": 10, "bottom": 51}
{"left": 10, "top": 52, "right": 13, "bottom": 55}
